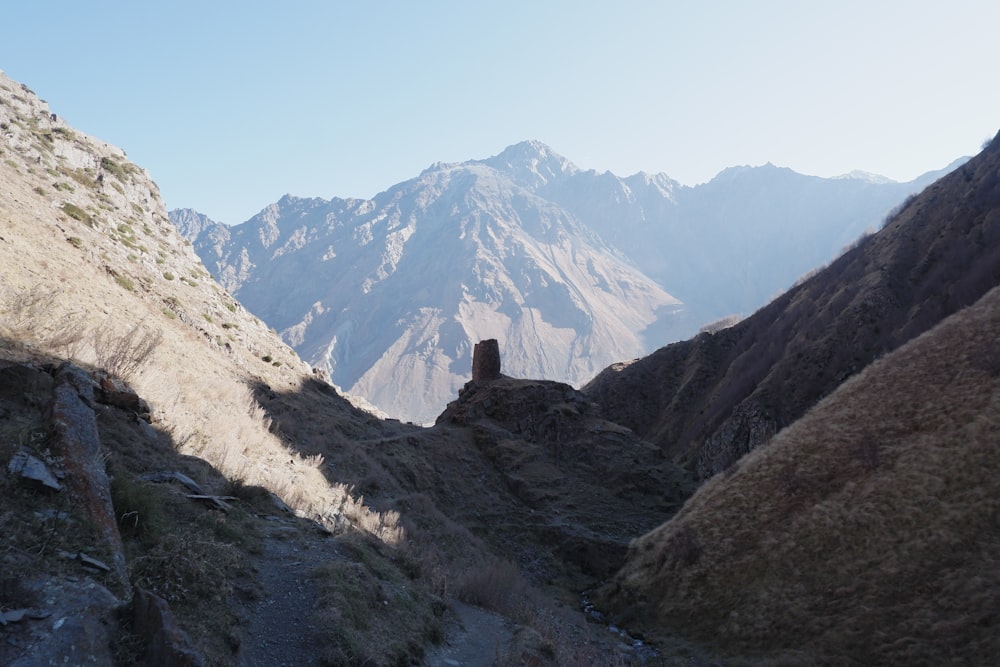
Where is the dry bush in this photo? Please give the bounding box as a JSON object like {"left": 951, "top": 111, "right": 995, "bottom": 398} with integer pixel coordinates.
{"left": 0, "top": 284, "right": 90, "bottom": 358}
{"left": 92, "top": 319, "right": 162, "bottom": 381}
{"left": 0, "top": 283, "right": 58, "bottom": 334}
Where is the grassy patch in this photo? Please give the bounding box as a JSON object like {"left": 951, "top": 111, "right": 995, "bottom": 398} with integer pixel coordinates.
{"left": 62, "top": 202, "right": 92, "bottom": 226}
{"left": 310, "top": 534, "right": 443, "bottom": 666}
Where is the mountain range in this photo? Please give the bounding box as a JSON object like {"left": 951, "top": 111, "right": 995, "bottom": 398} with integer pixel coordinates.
{"left": 4, "top": 65, "right": 999, "bottom": 665}
{"left": 173, "top": 141, "right": 962, "bottom": 422}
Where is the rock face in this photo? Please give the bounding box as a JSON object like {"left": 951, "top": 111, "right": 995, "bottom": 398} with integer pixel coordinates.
{"left": 49, "top": 363, "right": 128, "bottom": 588}
{"left": 132, "top": 587, "right": 206, "bottom": 667}
{"left": 471, "top": 339, "right": 501, "bottom": 382}
{"left": 4, "top": 576, "right": 121, "bottom": 667}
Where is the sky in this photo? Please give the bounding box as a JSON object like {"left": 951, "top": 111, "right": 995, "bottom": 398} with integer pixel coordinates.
{"left": 2, "top": 1, "right": 997, "bottom": 225}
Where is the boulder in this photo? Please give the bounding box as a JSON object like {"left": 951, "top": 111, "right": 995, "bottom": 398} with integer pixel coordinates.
{"left": 132, "top": 586, "right": 205, "bottom": 667}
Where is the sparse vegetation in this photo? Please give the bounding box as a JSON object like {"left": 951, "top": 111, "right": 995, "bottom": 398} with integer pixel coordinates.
{"left": 61, "top": 202, "right": 92, "bottom": 225}
{"left": 114, "top": 274, "right": 135, "bottom": 292}
{"left": 100, "top": 156, "right": 131, "bottom": 182}
{"left": 92, "top": 320, "right": 162, "bottom": 381}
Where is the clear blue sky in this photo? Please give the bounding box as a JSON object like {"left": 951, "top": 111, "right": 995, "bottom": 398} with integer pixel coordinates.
{"left": 2, "top": 1, "right": 997, "bottom": 225}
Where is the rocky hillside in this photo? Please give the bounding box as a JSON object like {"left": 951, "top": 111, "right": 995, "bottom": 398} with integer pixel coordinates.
{"left": 595, "top": 282, "right": 1000, "bottom": 664}
{"left": 175, "top": 140, "right": 954, "bottom": 423}
{"left": 584, "top": 130, "right": 1000, "bottom": 477}
{"left": 1, "top": 70, "right": 690, "bottom": 666}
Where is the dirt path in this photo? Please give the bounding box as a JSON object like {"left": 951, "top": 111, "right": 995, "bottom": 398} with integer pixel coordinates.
{"left": 237, "top": 520, "right": 338, "bottom": 667}
{"left": 423, "top": 600, "right": 517, "bottom": 666}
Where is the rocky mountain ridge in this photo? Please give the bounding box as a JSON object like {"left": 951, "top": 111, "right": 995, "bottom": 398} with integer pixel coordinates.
{"left": 176, "top": 150, "right": 686, "bottom": 423}
{"left": 175, "top": 141, "right": 960, "bottom": 422}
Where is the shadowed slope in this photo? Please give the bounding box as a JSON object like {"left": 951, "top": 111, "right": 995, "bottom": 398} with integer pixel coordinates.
{"left": 584, "top": 131, "right": 1000, "bottom": 477}
{"left": 595, "top": 283, "right": 1000, "bottom": 664}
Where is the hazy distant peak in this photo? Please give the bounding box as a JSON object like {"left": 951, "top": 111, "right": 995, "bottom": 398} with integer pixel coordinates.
{"left": 707, "top": 162, "right": 803, "bottom": 186}
{"left": 480, "top": 140, "right": 579, "bottom": 189}
{"left": 835, "top": 170, "right": 896, "bottom": 184}
{"left": 623, "top": 171, "right": 680, "bottom": 198}
{"left": 169, "top": 207, "right": 224, "bottom": 239}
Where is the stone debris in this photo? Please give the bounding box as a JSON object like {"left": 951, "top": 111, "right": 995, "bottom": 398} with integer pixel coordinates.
{"left": 7, "top": 449, "right": 62, "bottom": 491}
{"left": 56, "top": 550, "right": 113, "bottom": 573}
{"left": 96, "top": 372, "right": 153, "bottom": 422}
{"left": 186, "top": 494, "right": 237, "bottom": 512}
{"left": 140, "top": 470, "right": 205, "bottom": 495}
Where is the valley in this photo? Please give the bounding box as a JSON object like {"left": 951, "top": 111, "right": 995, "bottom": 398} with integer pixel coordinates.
{"left": 2, "top": 67, "right": 999, "bottom": 666}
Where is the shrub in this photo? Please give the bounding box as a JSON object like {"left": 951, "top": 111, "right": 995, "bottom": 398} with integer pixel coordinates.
{"left": 66, "top": 236, "right": 83, "bottom": 249}
{"left": 100, "top": 156, "right": 131, "bottom": 182}
{"left": 114, "top": 274, "right": 135, "bottom": 292}
{"left": 162, "top": 272, "right": 174, "bottom": 280}
{"left": 92, "top": 320, "right": 162, "bottom": 381}
{"left": 61, "top": 202, "right": 92, "bottom": 225}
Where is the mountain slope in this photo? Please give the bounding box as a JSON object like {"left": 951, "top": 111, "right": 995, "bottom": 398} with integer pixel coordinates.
{"left": 595, "top": 282, "right": 1000, "bottom": 664}
{"left": 584, "top": 132, "right": 1000, "bottom": 476}
{"left": 179, "top": 153, "right": 684, "bottom": 423}
{"left": 175, "top": 141, "right": 953, "bottom": 423}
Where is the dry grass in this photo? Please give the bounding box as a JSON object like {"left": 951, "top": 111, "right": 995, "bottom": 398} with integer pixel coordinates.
{"left": 599, "top": 285, "right": 1000, "bottom": 664}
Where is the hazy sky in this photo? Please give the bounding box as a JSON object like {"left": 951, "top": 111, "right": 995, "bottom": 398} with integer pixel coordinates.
{"left": 2, "top": 1, "right": 997, "bottom": 224}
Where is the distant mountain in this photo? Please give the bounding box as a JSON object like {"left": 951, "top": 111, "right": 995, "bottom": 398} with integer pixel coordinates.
{"left": 541, "top": 156, "right": 965, "bottom": 322}
{"left": 174, "top": 148, "right": 683, "bottom": 423}
{"left": 583, "top": 132, "right": 1000, "bottom": 477}
{"left": 173, "top": 141, "right": 963, "bottom": 422}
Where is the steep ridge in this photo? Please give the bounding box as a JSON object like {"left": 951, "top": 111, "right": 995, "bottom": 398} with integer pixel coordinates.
{"left": 595, "top": 282, "right": 1000, "bottom": 664}
{"left": 584, "top": 131, "right": 1000, "bottom": 477}
{"left": 180, "top": 154, "right": 684, "bottom": 424}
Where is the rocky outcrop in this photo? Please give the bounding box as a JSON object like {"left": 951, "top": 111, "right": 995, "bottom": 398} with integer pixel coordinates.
{"left": 49, "top": 362, "right": 128, "bottom": 589}
{"left": 133, "top": 586, "right": 206, "bottom": 667}
{"left": 5, "top": 576, "right": 120, "bottom": 667}
{"left": 437, "top": 376, "right": 695, "bottom": 578}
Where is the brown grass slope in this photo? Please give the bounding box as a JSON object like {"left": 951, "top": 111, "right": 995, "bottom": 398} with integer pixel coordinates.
{"left": 584, "top": 131, "right": 1000, "bottom": 477}
{"left": 596, "top": 283, "right": 1000, "bottom": 664}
